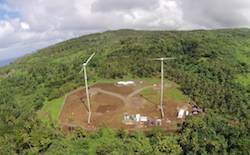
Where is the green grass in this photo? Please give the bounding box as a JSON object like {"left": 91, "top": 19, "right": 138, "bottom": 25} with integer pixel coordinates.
{"left": 166, "top": 87, "right": 188, "bottom": 102}
{"left": 91, "top": 78, "right": 118, "bottom": 85}
{"left": 38, "top": 96, "right": 64, "bottom": 123}
{"left": 141, "top": 81, "right": 188, "bottom": 104}
{"left": 138, "top": 78, "right": 160, "bottom": 84}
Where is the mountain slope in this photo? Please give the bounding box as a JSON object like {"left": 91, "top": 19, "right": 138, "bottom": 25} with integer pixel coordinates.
{"left": 1, "top": 29, "right": 249, "bottom": 110}
{"left": 0, "top": 29, "right": 249, "bottom": 154}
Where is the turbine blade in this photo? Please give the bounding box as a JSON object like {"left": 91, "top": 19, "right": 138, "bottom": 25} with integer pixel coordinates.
{"left": 79, "top": 65, "right": 84, "bottom": 74}
{"left": 85, "top": 52, "right": 96, "bottom": 65}
{"left": 79, "top": 68, "right": 83, "bottom": 74}
{"left": 161, "top": 57, "right": 176, "bottom": 60}
{"left": 148, "top": 58, "right": 162, "bottom": 61}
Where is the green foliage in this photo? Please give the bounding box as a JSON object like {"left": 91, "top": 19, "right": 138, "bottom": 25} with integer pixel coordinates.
{"left": 0, "top": 29, "right": 250, "bottom": 154}
{"left": 152, "top": 134, "right": 182, "bottom": 155}
{"left": 180, "top": 116, "right": 227, "bottom": 155}
{"left": 0, "top": 87, "right": 62, "bottom": 154}
{"left": 235, "top": 73, "right": 250, "bottom": 87}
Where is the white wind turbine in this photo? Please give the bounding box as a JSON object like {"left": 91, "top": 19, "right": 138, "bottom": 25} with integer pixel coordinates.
{"left": 80, "top": 53, "right": 96, "bottom": 124}
{"left": 151, "top": 57, "right": 175, "bottom": 119}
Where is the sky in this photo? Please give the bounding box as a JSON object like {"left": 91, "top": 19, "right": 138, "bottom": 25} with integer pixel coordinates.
{"left": 0, "top": 0, "right": 250, "bottom": 61}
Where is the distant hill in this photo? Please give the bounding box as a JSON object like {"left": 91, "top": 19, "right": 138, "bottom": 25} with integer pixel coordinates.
{"left": 0, "top": 58, "right": 16, "bottom": 67}
{"left": 2, "top": 28, "right": 250, "bottom": 85}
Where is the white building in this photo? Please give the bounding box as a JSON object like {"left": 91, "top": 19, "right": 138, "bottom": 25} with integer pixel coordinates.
{"left": 177, "top": 109, "right": 185, "bottom": 118}
{"left": 117, "top": 81, "right": 135, "bottom": 86}
{"left": 140, "top": 116, "right": 148, "bottom": 122}
{"left": 135, "top": 114, "right": 140, "bottom": 122}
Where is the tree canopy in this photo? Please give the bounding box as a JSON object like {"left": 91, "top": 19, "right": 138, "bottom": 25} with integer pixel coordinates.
{"left": 0, "top": 29, "right": 249, "bottom": 154}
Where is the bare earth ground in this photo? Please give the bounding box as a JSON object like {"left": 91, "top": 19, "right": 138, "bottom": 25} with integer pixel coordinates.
{"left": 58, "top": 81, "right": 190, "bottom": 132}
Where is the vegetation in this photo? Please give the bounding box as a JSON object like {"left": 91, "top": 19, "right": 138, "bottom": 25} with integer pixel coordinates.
{"left": 0, "top": 28, "right": 249, "bottom": 154}
{"left": 235, "top": 73, "right": 250, "bottom": 87}
{"left": 38, "top": 97, "right": 64, "bottom": 123}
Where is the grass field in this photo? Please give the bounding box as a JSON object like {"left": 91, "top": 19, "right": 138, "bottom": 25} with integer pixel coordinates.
{"left": 141, "top": 80, "right": 187, "bottom": 103}
{"left": 38, "top": 96, "right": 64, "bottom": 123}
{"left": 166, "top": 87, "right": 188, "bottom": 102}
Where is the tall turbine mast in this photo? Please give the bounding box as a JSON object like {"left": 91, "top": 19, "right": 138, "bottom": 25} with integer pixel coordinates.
{"left": 80, "top": 52, "right": 95, "bottom": 124}
{"left": 151, "top": 57, "right": 175, "bottom": 119}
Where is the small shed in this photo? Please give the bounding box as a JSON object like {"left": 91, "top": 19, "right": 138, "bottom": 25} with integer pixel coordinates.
{"left": 135, "top": 114, "right": 140, "bottom": 122}
{"left": 140, "top": 116, "right": 148, "bottom": 122}
{"left": 117, "top": 81, "right": 135, "bottom": 86}
{"left": 177, "top": 109, "right": 185, "bottom": 118}
{"left": 123, "top": 113, "right": 130, "bottom": 121}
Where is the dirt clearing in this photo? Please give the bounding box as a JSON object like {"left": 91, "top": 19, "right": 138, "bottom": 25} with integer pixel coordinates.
{"left": 58, "top": 81, "right": 190, "bottom": 132}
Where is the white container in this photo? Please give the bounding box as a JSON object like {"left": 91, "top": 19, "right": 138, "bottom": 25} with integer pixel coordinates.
{"left": 177, "top": 109, "right": 185, "bottom": 118}
{"left": 140, "top": 116, "right": 148, "bottom": 122}
{"left": 135, "top": 114, "right": 140, "bottom": 122}
{"left": 117, "top": 81, "right": 135, "bottom": 86}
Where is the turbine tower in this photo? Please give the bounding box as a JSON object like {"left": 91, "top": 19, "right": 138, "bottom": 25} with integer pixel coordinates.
{"left": 80, "top": 52, "right": 95, "bottom": 124}
{"left": 151, "top": 57, "right": 175, "bottom": 119}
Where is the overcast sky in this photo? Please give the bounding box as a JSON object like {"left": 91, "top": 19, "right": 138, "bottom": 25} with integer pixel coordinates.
{"left": 0, "top": 0, "right": 250, "bottom": 61}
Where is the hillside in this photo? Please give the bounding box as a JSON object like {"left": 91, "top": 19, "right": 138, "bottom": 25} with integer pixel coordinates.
{"left": 0, "top": 58, "right": 16, "bottom": 67}
{"left": 0, "top": 29, "right": 249, "bottom": 154}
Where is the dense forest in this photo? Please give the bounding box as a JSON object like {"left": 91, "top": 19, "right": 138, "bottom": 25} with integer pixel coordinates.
{"left": 0, "top": 29, "right": 249, "bottom": 154}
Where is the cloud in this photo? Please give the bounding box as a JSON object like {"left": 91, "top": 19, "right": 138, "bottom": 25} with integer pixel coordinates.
{"left": 179, "top": 0, "right": 250, "bottom": 28}
{"left": 91, "top": 0, "right": 160, "bottom": 12}
{"left": 0, "top": 0, "right": 250, "bottom": 61}
{"left": 0, "top": 20, "right": 15, "bottom": 39}
{"left": 20, "top": 22, "right": 29, "bottom": 30}
{"left": 121, "top": 0, "right": 184, "bottom": 29}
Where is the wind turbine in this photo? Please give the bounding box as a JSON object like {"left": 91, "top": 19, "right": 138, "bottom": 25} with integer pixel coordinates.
{"left": 80, "top": 52, "right": 96, "bottom": 124}
{"left": 151, "top": 57, "right": 175, "bottom": 119}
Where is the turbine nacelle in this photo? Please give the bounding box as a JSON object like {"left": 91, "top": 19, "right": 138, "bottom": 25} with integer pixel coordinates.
{"left": 150, "top": 57, "right": 176, "bottom": 61}
{"left": 79, "top": 53, "right": 96, "bottom": 74}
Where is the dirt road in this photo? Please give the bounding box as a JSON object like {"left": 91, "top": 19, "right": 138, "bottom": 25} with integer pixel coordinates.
{"left": 90, "top": 86, "right": 155, "bottom": 103}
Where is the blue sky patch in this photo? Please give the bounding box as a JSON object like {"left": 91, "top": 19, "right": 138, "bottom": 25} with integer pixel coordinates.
{"left": 0, "top": 0, "right": 19, "bottom": 20}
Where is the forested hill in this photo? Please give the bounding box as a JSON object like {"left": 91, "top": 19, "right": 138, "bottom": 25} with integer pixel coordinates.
{"left": 0, "top": 29, "right": 250, "bottom": 154}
